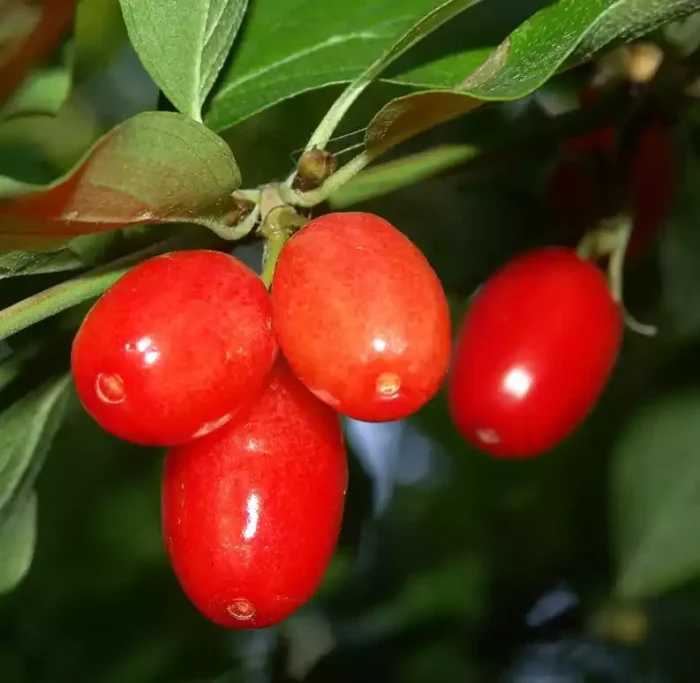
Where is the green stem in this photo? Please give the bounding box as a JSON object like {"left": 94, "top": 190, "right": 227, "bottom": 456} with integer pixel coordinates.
{"left": 606, "top": 216, "right": 633, "bottom": 304}
{"left": 605, "top": 216, "right": 658, "bottom": 337}
{"left": 224, "top": 203, "right": 260, "bottom": 241}
{"left": 576, "top": 232, "right": 598, "bottom": 261}
{"left": 260, "top": 231, "right": 287, "bottom": 289}
{"left": 0, "top": 230, "right": 216, "bottom": 342}
{"left": 302, "top": 80, "right": 369, "bottom": 156}
{"left": 280, "top": 150, "right": 373, "bottom": 208}
{"left": 233, "top": 188, "right": 261, "bottom": 202}
{"left": 258, "top": 206, "right": 308, "bottom": 288}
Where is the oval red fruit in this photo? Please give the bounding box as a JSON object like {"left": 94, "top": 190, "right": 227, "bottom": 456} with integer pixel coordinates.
{"left": 162, "top": 360, "right": 348, "bottom": 629}
{"left": 271, "top": 212, "right": 451, "bottom": 422}
{"left": 71, "top": 250, "right": 277, "bottom": 447}
{"left": 448, "top": 247, "right": 622, "bottom": 458}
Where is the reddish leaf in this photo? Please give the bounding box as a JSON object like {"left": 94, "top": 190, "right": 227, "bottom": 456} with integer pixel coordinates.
{"left": 0, "top": 111, "right": 241, "bottom": 250}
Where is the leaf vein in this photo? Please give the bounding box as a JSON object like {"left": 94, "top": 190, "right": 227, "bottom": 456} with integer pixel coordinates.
{"left": 213, "top": 29, "right": 396, "bottom": 99}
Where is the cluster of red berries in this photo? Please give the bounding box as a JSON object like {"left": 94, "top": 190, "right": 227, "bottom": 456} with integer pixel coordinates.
{"left": 70, "top": 212, "right": 451, "bottom": 629}
{"left": 70, "top": 209, "right": 625, "bottom": 628}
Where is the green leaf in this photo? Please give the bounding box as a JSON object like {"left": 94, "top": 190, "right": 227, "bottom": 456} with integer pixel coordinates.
{"left": 391, "top": 0, "right": 698, "bottom": 96}
{"left": 120, "top": 0, "right": 250, "bottom": 121}
{"left": 328, "top": 144, "right": 479, "bottom": 209}
{"left": 0, "top": 374, "right": 71, "bottom": 521}
{"left": 0, "top": 67, "right": 71, "bottom": 121}
{"left": 0, "top": 230, "right": 144, "bottom": 281}
{"left": 0, "top": 491, "right": 37, "bottom": 594}
{"left": 0, "top": 246, "right": 85, "bottom": 279}
{"left": 612, "top": 392, "right": 700, "bottom": 601}
{"left": 302, "top": 0, "right": 488, "bottom": 156}
{"left": 365, "top": 90, "right": 483, "bottom": 156}
{"left": 365, "top": 0, "right": 699, "bottom": 155}
{"left": 205, "top": 0, "right": 698, "bottom": 134}
{"left": 205, "top": 0, "right": 486, "bottom": 131}
{"left": 0, "top": 111, "right": 241, "bottom": 251}
{"left": 567, "top": 0, "right": 700, "bottom": 65}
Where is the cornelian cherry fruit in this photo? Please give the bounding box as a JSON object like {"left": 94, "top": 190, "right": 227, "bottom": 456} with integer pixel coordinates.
{"left": 448, "top": 247, "right": 622, "bottom": 458}
{"left": 71, "top": 250, "right": 277, "bottom": 447}
{"left": 162, "top": 360, "right": 348, "bottom": 630}
{"left": 271, "top": 212, "right": 451, "bottom": 422}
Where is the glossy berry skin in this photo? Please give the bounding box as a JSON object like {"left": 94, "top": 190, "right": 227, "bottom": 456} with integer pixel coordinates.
{"left": 71, "top": 250, "right": 277, "bottom": 447}
{"left": 271, "top": 212, "right": 451, "bottom": 422}
{"left": 448, "top": 247, "right": 622, "bottom": 458}
{"left": 162, "top": 360, "right": 348, "bottom": 630}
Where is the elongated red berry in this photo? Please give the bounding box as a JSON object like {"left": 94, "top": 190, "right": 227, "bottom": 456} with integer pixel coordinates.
{"left": 448, "top": 247, "right": 622, "bottom": 458}
{"left": 162, "top": 360, "right": 348, "bottom": 629}
{"left": 71, "top": 250, "right": 277, "bottom": 447}
{"left": 271, "top": 212, "right": 451, "bottom": 422}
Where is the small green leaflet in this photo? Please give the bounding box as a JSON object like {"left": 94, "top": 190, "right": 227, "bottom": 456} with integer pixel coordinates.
{"left": 0, "top": 374, "right": 71, "bottom": 520}
{"left": 612, "top": 392, "right": 700, "bottom": 600}
{"left": 120, "top": 0, "right": 250, "bottom": 121}
{"left": 0, "top": 491, "right": 37, "bottom": 594}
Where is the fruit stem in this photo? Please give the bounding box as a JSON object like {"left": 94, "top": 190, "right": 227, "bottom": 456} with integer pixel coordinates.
{"left": 606, "top": 215, "right": 632, "bottom": 304}
{"left": 234, "top": 188, "right": 261, "bottom": 202}
{"left": 259, "top": 206, "right": 308, "bottom": 288}
{"left": 604, "top": 215, "right": 658, "bottom": 337}
{"left": 0, "top": 230, "right": 218, "bottom": 342}
{"left": 260, "top": 231, "right": 287, "bottom": 289}
{"left": 576, "top": 231, "right": 598, "bottom": 261}
{"left": 280, "top": 151, "right": 373, "bottom": 208}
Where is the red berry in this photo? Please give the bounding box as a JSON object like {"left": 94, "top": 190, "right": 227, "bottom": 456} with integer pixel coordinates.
{"left": 162, "top": 360, "right": 347, "bottom": 629}
{"left": 271, "top": 212, "right": 451, "bottom": 422}
{"left": 448, "top": 247, "right": 622, "bottom": 458}
{"left": 628, "top": 124, "right": 675, "bottom": 259}
{"left": 71, "top": 250, "right": 277, "bottom": 447}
